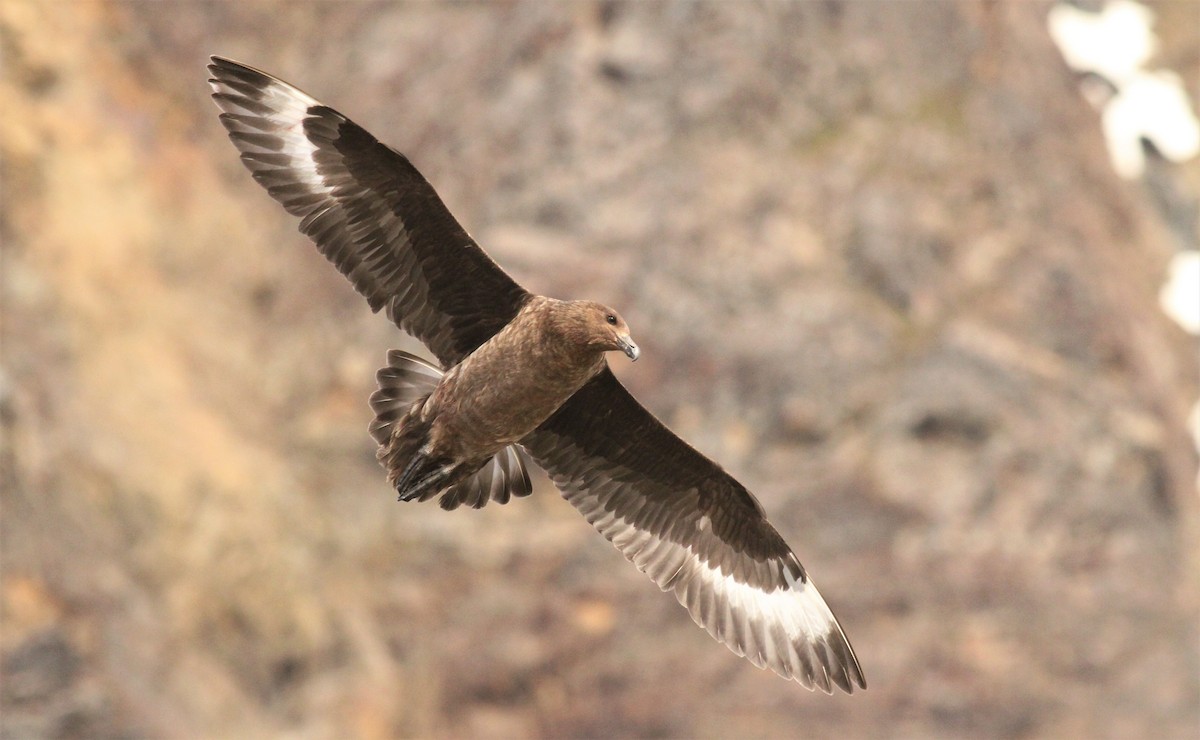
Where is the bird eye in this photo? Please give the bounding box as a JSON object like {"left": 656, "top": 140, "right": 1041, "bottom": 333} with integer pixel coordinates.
{"left": 606, "top": 314, "right": 617, "bottom": 325}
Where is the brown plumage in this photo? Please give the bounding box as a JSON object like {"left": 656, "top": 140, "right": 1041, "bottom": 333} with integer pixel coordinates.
{"left": 378, "top": 297, "right": 637, "bottom": 507}
{"left": 209, "top": 56, "right": 865, "bottom": 694}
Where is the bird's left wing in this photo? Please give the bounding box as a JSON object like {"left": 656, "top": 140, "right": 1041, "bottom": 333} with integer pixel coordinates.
{"left": 208, "top": 56, "right": 530, "bottom": 368}
{"left": 521, "top": 368, "right": 865, "bottom": 693}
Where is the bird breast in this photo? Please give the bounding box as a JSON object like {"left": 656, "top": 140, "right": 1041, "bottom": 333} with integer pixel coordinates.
{"left": 425, "top": 301, "right": 606, "bottom": 458}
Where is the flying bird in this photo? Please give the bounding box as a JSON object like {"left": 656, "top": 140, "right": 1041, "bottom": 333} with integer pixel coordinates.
{"left": 208, "top": 56, "right": 865, "bottom": 694}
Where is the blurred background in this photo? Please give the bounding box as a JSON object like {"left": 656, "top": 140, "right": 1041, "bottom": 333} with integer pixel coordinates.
{"left": 2, "top": 1, "right": 1198, "bottom": 737}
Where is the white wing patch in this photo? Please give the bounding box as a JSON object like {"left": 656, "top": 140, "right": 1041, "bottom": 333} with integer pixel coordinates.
{"left": 562, "top": 482, "right": 863, "bottom": 693}
{"left": 685, "top": 549, "right": 844, "bottom": 684}
{"left": 209, "top": 64, "right": 332, "bottom": 199}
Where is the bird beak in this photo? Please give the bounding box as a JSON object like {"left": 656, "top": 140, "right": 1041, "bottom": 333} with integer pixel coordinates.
{"left": 618, "top": 335, "right": 640, "bottom": 361}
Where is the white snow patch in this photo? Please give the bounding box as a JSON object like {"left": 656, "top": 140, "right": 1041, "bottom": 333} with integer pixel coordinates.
{"left": 1048, "top": 2, "right": 1200, "bottom": 459}
{"left": 1048, "top": 0, "right": 1156, "bottom": 84}
{"left": 1048, "top": 0, "right": 1200, "bottom": 178}
{"left": 1160, "top": 251, "right": 1200, "bottom": 335}
{"left": 1103, "top": 71, "right": 1200, "bottom": 178}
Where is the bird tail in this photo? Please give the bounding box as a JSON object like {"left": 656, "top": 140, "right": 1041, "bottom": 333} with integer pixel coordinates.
{"left": 368, "top": 350, "right": 533, "bottom": 509}
{"left": 368, "top": 350, "right": 443, "bottom": 446}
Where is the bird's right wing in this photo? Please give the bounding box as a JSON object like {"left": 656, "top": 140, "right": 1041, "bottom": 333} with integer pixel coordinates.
{"left": 208, "top": 56, "right": 530, "bottom": 368}
{"left": 521, "top": 368, "right": 865, "bottom": 693}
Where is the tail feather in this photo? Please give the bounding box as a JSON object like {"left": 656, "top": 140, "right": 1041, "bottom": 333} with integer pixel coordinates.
{"left": 370, "top": 350, "right": 534, "bottom": 509}
{"left": 369, "top": 350, "right": 441, "bottom": 445}
{"left": 495, "top": 446, "right": 532, "bottom": 504}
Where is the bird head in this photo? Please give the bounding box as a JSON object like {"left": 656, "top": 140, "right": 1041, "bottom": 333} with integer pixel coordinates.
{"left": 563, "top": 300, "right": 640, "bottom": 361}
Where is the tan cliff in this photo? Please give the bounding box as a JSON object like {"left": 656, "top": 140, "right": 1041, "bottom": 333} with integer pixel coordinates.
{"left": 2, "top": 1, "right": 1197, "bottom": 737}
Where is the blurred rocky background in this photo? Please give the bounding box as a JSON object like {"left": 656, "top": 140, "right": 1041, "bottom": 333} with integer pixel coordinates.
{"left": 2, "top": 1, "right": 1197, "bottom": 737}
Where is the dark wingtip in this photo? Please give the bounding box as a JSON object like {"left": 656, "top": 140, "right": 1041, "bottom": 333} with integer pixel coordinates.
{"left": 207, "top": 55, "right": 241, "bottom": 83}
{"left": 208, "top": 55, "right": 251, "bottom": 75}
{"left": 826, "top": 626, "right": 867, "bottom": 694}
{"left": 206, "top": 56, "right": 283, "bottom": 99}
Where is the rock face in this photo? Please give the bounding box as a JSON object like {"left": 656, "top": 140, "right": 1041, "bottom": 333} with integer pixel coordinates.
{"left": 2, "top": 1, "right": 1196, "bottom": 737}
